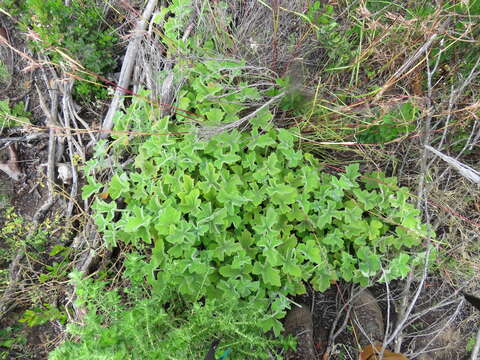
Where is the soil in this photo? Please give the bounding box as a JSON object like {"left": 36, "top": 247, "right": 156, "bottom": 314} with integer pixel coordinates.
{"left": 288, "top": 279, "right": 473, "bottom": 360}
{"left": 0, "top": 15, "right": 66, "bottom": 360}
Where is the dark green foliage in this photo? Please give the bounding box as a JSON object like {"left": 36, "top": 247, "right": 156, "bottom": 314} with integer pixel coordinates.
{"left": 357, "top": 102, "right": 418, "bottom": 144}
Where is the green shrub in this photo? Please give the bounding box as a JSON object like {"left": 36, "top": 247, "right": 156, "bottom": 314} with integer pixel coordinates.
{"left": 7, "top": 0, "right": 117, "bottom": 101}
{"left": 356, "top": 102, "right": 418, "bottom": 144}
{"left": 48, "top": 258, "right": 288, "bottom": 360}
{"left": 74, "top": 0, "right": 432, "bottom": 351}
{"left": 0, "top": 99, "right": 30, "bottom": 132}
{"left": 83, "top": 103, "right": 431, "bottom": 334}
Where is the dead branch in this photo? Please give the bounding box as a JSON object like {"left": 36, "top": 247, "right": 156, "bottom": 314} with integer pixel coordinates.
{"left": 33, "top": 84, "right": 58, "bottom": 223}
{"left": 100, "top": 0, "right": 159, "bottom": 138}
{"left": 60, "top": 81, "right": 79, "bottom": 217}
{"left": 0, "top": 133, "right": 49, "bottom": 148}
{"left": 416, "top": 46, "right": 444, "bottom": 209}
{"left": 379, "top": 248, "right": 431, "bottom": 356}
{"left": 393, "top": 271, "right": 414, "bottom": 353}
{"left": 425, "top": 145, "right": 480, "bottom": 184}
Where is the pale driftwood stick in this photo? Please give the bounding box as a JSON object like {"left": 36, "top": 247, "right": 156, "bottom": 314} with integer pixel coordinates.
{"left": 394, "top": 271, "right": 414, "bottom": 353}
{"left": 100, "top": 0, "right": 158, "bottom": 138}
{"left": 61, "top": 82, "right": 79, "bottom": 217}
{"left": 425, "top": 145, "right": 480, "bottom": 184}
{"left": 34, "top": 85, "right": 58, "bottom": 223}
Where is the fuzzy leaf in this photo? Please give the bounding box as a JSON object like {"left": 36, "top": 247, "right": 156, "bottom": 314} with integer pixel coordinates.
{"left": 253, "top": 262, "right": 281, "bottom": 287}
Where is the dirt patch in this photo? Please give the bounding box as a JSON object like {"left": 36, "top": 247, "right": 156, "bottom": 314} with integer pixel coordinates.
{"left": 290, "top": 278, "right": 473, "bottom": 360}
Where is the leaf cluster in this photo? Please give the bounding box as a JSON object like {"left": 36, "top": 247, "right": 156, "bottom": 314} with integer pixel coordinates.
{"left": 0, "top": 99, "right": 30, "bottom": 132}
{"left": 86, "top": 105, "right": 431, "bottom": 334}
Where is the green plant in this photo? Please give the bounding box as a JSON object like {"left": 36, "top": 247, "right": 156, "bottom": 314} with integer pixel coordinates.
{"left": 0, "top": 324, "right": 27, "bottom": 359}
{"left": 76, "top": 0, "right": 433, "bottom": 354}
{"left": 49, "top": 260, "right": 289, "bottom": 360}
{"left": 0, "top": 61, "right": 10, "bottom": 85}
{"left": 356, "top": 102, "right": 418, "bottom": 144}
{"left": 78, "top": 1, "right": 433, "bottom": 334}
{"left": 0, "top": 99, "right": 30, "bottom": 132}
{"left": 8, "top": 0, "right": 117, "bottom": 101}
{"left": 84, "top": 98, "right": 431, "bottom": 336}
{"left": 19, "top": 304, "right": 66, "bottom": 327}
{"left": 305, "top": 2, "right": 355, "bottom": 67}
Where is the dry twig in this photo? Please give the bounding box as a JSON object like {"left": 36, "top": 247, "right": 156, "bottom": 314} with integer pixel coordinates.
{"left": 100, "top": 0, "right": 158, "bottom": 137}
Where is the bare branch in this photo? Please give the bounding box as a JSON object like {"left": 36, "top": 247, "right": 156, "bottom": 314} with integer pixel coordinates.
{"left": 100, "top": 0, "right": 159, "bottom": 137}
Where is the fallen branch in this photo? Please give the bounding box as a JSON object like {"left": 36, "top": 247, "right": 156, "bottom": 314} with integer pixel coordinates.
{"left": 0, "top": 132, "right": 49, "bottom": 147}
{"left": 33, "top": 84, "right": 58, "bottom": 222}
{"left": 425, "top": 145, "right": 480, "bottom": 184}
{"left": 100, "top": 0, "right": 159, "bottom": 138}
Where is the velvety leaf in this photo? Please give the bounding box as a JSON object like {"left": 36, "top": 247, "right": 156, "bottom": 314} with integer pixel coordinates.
{"left": 155, "top": 206, "right": 181, "bottom": 235}
{"left": 252, "top": 262, "right": 281, "bottom": 287}
{"left": 82, "top": 181, "right": 103, "bottom": 200}
{"left": 109, "top": 173, "right": 130, "bottom": 200}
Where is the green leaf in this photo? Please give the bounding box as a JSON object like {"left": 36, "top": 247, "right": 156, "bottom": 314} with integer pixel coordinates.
{"left": 212, "top": 236, "right": 242, "bottom": 261}
{"left": 205, "top": 108, "right": 225, "bottom": 123}
{"left": 109, "top": 173, "right": 130, "bottom": 199}
{"left": 252, "top": 262, "right": 281, "bottom": 287}
{"left": 81, "top": 181, "right": 102, "bottom": 199}
{"left": 383, "top": 253, "right": 411, "bottom": 282}
{"left": 282, "top": 252, "right": 302, "bottom": 277}
{"left": 253, "top": 206, "right": 278, "bottom": 234}
{"left": 368, "top": 218, "right": 383, "bottom": 240}
{"left": 298, "top": 239, "right": 322, "bottom": 264}
{"left": 312, "top": 267, "right": 334, "bottom": 292}
{"left": 250, "top": 108, "right": 273, "bottom": 129}
{"left": 357, "top": 246, "right": 381, "bottom": 277}
{"left": 269, "top": 184, "right": 297, "bottom": 205}
{"left": 155, "top": 206, "right": 181, "bottom": 235}
{"left": 316, "top": 200, "right": 340, "bottom": 229}
{"left": 123, "top": 208, "right": 151, "bottom": 233}
{"left": 249, "top": 132, "right": 275, "bottom": 149}
{"left": 339, "top": 252, "right": 356, "bottom": 281}
{"left": 353, "top": 188, "right": 379, "bottom": 210}
{"left": 345, "top": 163, "right": 360, "bottom": 181}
